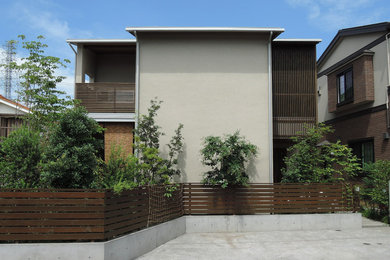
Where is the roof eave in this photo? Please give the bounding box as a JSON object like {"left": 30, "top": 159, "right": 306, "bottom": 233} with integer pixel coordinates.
{"left": 126, "top": 27, "right": 285, "bottom": 38}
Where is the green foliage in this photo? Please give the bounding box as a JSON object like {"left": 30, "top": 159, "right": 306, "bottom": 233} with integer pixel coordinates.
{"left": 93, "top": 98, "right": 184, "bottom": 195}
{"left": 134, "top": 98, "right": 184, "bottom": 186}
{"left": 40, "top": 106, "right": 103, "bottom": 188}
{"left": 281, "top": 124, "right": 361, "bottom": 183}
{"left": 201, "top": 131, "right": 258, "bottom": 188}
{"left": 1, "top": 35, "right": 75, "bottom": 132}
{"left": 360, "top": 160, "right": 390, "bottom": 221}
{"left": 0, "top": 126, "right": 42, "bottom": 188}
{"left": 92, "top": 145, "right": 141, "bottom": 193}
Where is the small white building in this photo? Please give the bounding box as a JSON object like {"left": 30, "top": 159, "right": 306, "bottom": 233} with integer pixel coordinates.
{"left": 0, "top": 95, "right": 29, "bottom": 138}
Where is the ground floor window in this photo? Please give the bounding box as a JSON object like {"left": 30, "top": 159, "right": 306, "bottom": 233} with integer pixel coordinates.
{"left": 349, "top": 139, "right": 374, "bottom": 166}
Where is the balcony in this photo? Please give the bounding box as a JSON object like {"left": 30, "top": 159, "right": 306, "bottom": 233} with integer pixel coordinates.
{"left": 75, "top": 83, "right": 135, "bottom": 113}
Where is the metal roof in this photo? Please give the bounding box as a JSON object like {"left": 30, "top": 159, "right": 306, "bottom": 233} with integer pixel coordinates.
{"left": 273, "top": 38, "right": 322, "bottom": 43}
{"left": 126, "top": 27, "right": 285, "bottom": 37}
{"left": 66, "top": 39, "right": 136, "bottom": 44}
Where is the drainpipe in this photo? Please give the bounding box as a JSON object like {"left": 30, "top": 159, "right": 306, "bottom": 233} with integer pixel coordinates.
{"left": 134, "top": 32, "right": 140, "bottom": 158}
{"left": 386, "top": 32, "right": 390, "bottom": 128}
{"left": 135, "top": 32, "right": 140, "bottom": 131}
{"left": 268, "top": 31, "right": 274, "bottom": 183}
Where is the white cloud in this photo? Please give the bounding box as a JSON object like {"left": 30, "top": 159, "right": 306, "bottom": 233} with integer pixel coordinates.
{"left": 14, "top": 5, "right": 71, "bottom": 41}
{"left": 286, "top": 0, "right": 384, "bottom": 31}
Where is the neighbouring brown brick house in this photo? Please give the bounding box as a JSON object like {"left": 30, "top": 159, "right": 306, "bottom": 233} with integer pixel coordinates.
{"left": 317, "top": 22, "right": 390, "bottom": 165}
{"left": 67, "top": 27, "right": 320, "bottom": 183}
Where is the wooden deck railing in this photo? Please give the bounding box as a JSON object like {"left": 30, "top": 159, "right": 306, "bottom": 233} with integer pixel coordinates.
{"left": 75, "top": 82, "right": 135, "bottom": 113}
{"left": 0, "top": 183, "right": 358, "bottom": 243}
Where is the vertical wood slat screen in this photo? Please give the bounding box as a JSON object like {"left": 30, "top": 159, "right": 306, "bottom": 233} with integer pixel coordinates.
{"left": 272, "top": 43, "right": 317, "bottom": 138}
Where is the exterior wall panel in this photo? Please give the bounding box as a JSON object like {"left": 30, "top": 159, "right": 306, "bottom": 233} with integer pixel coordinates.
{"left": 138, "top": 33, "right": 270, "bottom": 182}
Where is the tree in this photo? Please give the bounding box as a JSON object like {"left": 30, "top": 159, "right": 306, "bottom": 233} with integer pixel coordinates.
{"left": 0, "top": 126, "right": 42, "bottom": 188}
{"left": 1, "top": 35, "right": 75, "bottom": 132}
{"left": 201, "top": 131, "right": 258, "bottom": 188}
{"left": 133, "top": 98, "right": 184, "bottom": 186}
{"left": 281, "top": 124, "right": 361, "bottom": 183}
{"left": 40, "top": 106, "right": 103, "bottom": 188}
{"left": 360, "top": 160, "right": 390, "bottom": 223}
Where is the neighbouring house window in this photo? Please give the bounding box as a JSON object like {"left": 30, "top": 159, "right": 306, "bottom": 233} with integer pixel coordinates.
{"left": 349, "top": 139, "right": 374, "bottom": 166}
{"left": 337, "top": 68, "right": 353, "bottom": 105}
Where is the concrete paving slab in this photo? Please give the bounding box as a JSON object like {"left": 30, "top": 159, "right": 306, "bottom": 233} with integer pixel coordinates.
{"left": 137, "top": 227, "right": 390, "bottom": 260}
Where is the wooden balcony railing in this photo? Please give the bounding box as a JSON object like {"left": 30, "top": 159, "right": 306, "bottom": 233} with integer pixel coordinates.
{"left": 75, "top": 83, "right": 135, "bottom": 113}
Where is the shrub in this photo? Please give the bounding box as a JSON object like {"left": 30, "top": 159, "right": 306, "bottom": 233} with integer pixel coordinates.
{"left": 92, "top": 145, "right": 141, "bottom": 192}
{"left": 0, "top": 126, "right": 42, "bottom": 188}
{"left": 360, "top": 160, "right": 390, "bottom": 223}
{"left": 40, "top": 106, "right": 103, "bottom": 188}
{"left": 201, "top": 131, "right": 257, "bottom": 188}
{"left": 281, "top": 124, "right": 361, "bottom": 183}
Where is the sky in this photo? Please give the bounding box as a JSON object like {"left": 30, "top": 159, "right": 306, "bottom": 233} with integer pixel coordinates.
{"left": 0, "top": 0, "right": 389, "bottom": 98}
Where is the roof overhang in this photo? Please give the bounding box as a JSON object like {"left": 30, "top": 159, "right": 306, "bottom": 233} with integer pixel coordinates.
{"left": 318, "top": 22, "right": 390, "bottom": 67}
{"left": 126, "top": 27, "right": 285, "bottom": 39}
{"left": 273, "top": 38, "right": 322, "bottom": 44}
{"left": 66, "top": 39, "right": 136, "bottom": 45}
{"left": 0, "top": 98, "right": 30, "bottom": 114}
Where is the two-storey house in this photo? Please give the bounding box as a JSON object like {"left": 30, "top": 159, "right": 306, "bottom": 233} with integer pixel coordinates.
{"left": 68, "top": 27, "right": 320, "bottom": 183}
{"left": 318, "top": 22, "right": 390, "bottom": 166}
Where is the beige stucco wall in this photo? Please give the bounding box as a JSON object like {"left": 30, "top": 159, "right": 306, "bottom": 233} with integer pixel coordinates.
{"left": 319, "top": 32, "right": 383, "bottom": 73}
{"left": 138, "top": 33, "right": 271, "bottom": 183}
{"left": 317, "top": 37, "right": 389, "bottom": 123}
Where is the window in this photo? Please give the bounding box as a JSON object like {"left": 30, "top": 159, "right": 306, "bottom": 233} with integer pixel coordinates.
{"left": 349, "top": 139, "right": 374, "bottom": 166}
{"left": 337, "top": 68, "right": 353, "bottom": 105}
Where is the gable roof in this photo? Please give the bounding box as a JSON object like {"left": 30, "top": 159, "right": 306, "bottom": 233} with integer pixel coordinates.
{"left": 317, "top": 22, "right": 390, "bottom": 67}
{"left": 0, "top": 95, "right": 30, "bottom": 114}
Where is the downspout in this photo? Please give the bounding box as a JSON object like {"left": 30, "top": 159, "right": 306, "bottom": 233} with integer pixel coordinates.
{"left": 268, "top": 31, "right": 274, "bottom": 183}
{"left": 386, "top": 32, "right": 390, "bottom": 128}
{"left": 135, "top": 32, "right": 140, "bottom": 131}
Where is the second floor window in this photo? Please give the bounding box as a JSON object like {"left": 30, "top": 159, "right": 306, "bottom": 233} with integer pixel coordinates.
{"left": 337, "top": 68, "right": 353, "bottom": 105}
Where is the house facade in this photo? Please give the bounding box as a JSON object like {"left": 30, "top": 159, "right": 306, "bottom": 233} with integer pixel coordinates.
{"left": 0, "top": 95, "right": 29, "bottom": 138}
{"left": 317, "top": 22, "right": 390, "bottom": 165}
{"left": 68, "top": 27, "right": 320, "bottom": 183}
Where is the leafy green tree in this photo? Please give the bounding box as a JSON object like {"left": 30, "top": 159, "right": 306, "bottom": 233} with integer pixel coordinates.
{"left": 360, "top": 160, "right": 390, "bottom": 222}
{"left": 1, "top": 35, "right": 75, "bottom": 132}
{"left": 281, "top": 124, "right": 361, "bottom": 183}
{"left": 133, "top": 98, "right": 184, "bottom": 185}
{"left": 40, "top": 106, "right": 103, "bottom": 188}
{"left": 0, "top": 126, "right": 42, "bottom": 188}
{"left": 201, "top": 131, "right": 258, "bottom": 188}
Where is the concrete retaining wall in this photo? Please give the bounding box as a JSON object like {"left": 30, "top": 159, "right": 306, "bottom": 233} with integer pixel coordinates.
{"left": 185, "top": 213, "right": 362, "bottom": 233}
{"left": 0, "top": 214, "right": 361, "bottom": 260}
{"left": 0, "top": 217, "right": 186, "bottom": 260}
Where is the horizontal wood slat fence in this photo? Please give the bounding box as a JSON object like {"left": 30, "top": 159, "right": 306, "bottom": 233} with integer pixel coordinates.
{"left": 0, "top": 186, "right": 183, "bottom": 243}
{"left": 183, "top": 183, "right": 358, "bottom": 215}
{"left": 0, "top": 183, "right": 358, "bottom": 243}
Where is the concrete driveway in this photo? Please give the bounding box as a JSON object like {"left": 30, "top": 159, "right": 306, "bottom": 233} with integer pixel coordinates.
{"left": 137, "top": 227, "right": 390, "bottom": 260}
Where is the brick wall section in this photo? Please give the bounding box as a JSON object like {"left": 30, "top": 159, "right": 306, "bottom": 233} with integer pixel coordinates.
{"left": 327, "top": 109, "right": 390, "bottom": 161}
{"left": 327, "top": 53, "right": 374, "bottom": 113}
{"left": 101, "top": 122, "right": 134, "bottom": 161}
